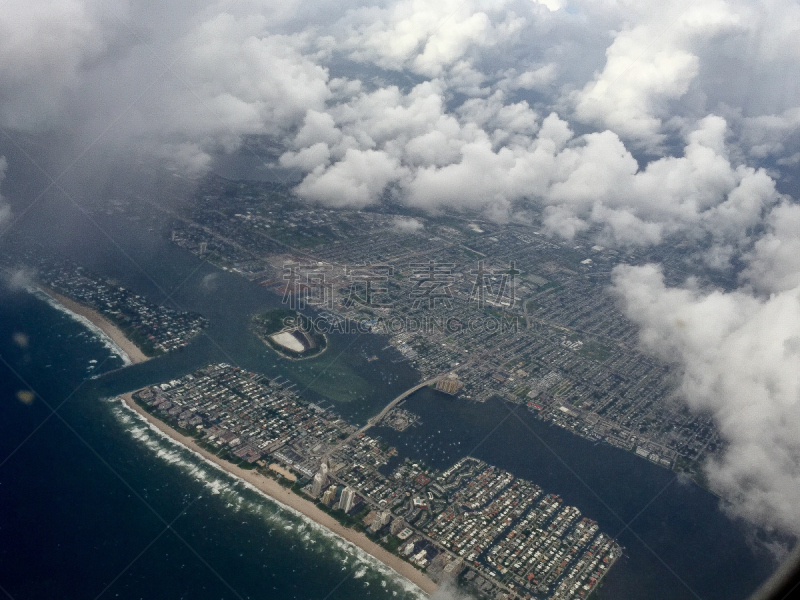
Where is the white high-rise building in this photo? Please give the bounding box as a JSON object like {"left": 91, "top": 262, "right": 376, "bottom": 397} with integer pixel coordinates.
{"left": 340, "top": 486, "right": 357, "bottom": 513}
{"left": 311, "top": 460, "right": 329, "bottom": 497}
{"left": 369, "top": 510, "right": 392, "bottom": 532}
{"left": 311, "top": 471, "right": 327, "bottom": 497}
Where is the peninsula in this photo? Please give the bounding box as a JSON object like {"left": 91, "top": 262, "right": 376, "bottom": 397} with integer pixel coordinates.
{"left": 120, "top": 390, "right": 438, "bottom": 595}
{"left": 41, "top": 287, "right": 149, "bottom": 364}
{"left": 124, "top": 363, "right": 621, "bottom": 600}
{"left": 31, "top": 256, "right": 207, "bottom": 359}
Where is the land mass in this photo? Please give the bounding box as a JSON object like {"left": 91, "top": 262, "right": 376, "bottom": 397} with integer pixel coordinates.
{"left": 120, "top": 391, "right": 439, "bottom": 595}
{"left": 252, "top": 308, "right": 327, "bottom": 360}
{"left": 39, "top": 286, "right": 150, "bottom": 365}
{"left": 124, "top": 364, "right": 621, "bottom": 600}
{"left": 30, "top": 256, "right": 208, "bottom": 357}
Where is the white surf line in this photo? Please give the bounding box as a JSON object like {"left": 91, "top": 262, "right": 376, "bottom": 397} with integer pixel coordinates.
{"left": 112, "top": 396, "right": 427, "bottom": 599}
{"left": 30, "top": 286, "right": 132, "bottom": 366}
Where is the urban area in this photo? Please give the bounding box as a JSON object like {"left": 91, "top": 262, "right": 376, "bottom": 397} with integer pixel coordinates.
{"left": 30, "top": 255, "right": 207, "bottom": 356}
{"left": 131, "top": 363, "right": 622, "bottom": 600}
{"left": 108, "top": 175, "right": 721, "bottom": 475}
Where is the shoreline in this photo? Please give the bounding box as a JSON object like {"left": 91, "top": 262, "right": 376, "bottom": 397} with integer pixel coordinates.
{"left": 120, "top": 392, "right": 438, "bottom": 596}
{"left": 37, "top": 286, "right": 150, "bottom": 365}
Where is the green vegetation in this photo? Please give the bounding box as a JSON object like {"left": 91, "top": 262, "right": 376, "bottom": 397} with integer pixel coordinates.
{"left": 312, "top": 500, "right": 371, "bottom": 531}
{"left": 252, "top": 308, "right": 327, "bottom": 360}
{"left": 381, "top": 536, "right": 402, "bottom": 553}
{"left": 537, "top": 281, "right": 563, "bottom": 293}
{"left": 253, "top": 308, "right": 296, "bottom": 335}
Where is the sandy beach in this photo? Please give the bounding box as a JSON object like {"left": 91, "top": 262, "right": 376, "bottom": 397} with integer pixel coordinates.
{"left": 121, "top": 392, "right": 439, "bottom": 596}
{"left": 38, "top": 286, "right": 150, "bottom": 364}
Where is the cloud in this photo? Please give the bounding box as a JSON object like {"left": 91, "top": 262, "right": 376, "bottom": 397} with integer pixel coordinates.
{"left": 200, "top": 272, "right": 220, "bottom": 293}
{"left": 742, "top": 202, "right": 800, "bottom": 295}
{"left": 2, "top": 0, "right": 798, "bottom": 182}
{"left": 429, "top": 581, "right": 476, "bottom": 600}
{"left": 392, "top": 216, "right": 424, "bottom": 233}
{"left": 532, "top": 0, "right": 561, "bottom": 11}
{"left": 0, "top": 156, "right": 9, "bottom": 228}
{"left": 125, "top": 12, "right": 332, "bottom": 173}
{"left": 2, "top": 267, "right": 34, "bottom": 292}
{"left": 294, "top": 148, "right": 405, "bottom": 208}
{"left": 337, "top": 0, "right": 526, "bottom": 77}
{"left": 0, "top": 1, "right": 333, "bottom": 173}
{"left": 498, "top": 62, "right": 557, "bottom": 92}
{"left": 285, "top": 92, "right": 778, "bottom": 246}
{"left": 613, "top": 264, "right": 800, "bottom": 535}
{"left": 572, "top": 0, "right": 742, "bottom": 146}
{"left": 1, "top": 0, "right": 800, "bottom": 539}
{"left": 0, "top": 0, "right": 125, "bottom": 129}
{"left": 740, "top": 107, "right": 800, "bottom": 161}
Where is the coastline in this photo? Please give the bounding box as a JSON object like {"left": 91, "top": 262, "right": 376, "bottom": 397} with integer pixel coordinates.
{"left": 120, "top": 392, "right": 439, "bottom": 596}
{"left": 37, "top": 286, "right": 150, "bottom": 365}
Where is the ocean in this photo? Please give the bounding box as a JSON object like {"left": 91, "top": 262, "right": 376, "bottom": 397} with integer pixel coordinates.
{"left": 0, "top": 210, "right": 783, "bottom": 599}
{"left": 0, "top": 285, "right": 425, "bottom": 600}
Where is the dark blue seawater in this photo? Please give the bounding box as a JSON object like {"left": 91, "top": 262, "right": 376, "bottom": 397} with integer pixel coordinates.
{"left": 0, "top": 206, "right": 782, "bottom": 599}
{"left": 0, "top": 285, "right": 424, "bottom": 600}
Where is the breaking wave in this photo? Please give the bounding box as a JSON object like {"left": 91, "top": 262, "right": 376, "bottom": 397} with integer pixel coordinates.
{"left": 31, "top": 287, "right": 131, "bottom": 367}
{"left": 109, "top": 396, "right": 426, "bottom": 600}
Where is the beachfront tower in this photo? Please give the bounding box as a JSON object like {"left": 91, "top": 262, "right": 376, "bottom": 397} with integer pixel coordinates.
{"left": 321, "top": 485, "right": 336, "bottom": 506}
{"left": 340, "top": 486, "right": 356, "bottom": 513}
{"left": 311, "top": 462, "right": 329, "bottom": 497}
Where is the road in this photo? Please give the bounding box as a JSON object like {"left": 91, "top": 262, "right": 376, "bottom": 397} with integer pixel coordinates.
{"left": 328, "top": 376, "right": 442, "bottom": 456}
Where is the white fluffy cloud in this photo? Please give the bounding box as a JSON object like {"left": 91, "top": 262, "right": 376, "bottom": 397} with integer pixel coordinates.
{"left": 2, "top": 0, "right": 800, "bottom": 537}
{"left": 285, "top": 89, "right": 779, "bottom": 247}
{"left": 572, "top": 0, "right": 742, "bottom": 145}
{"left": 742, "top": 202, "right": 800, "bottom": 294}
{"left": 294, "top": 148, "right": 405, "bottom": 208}
{"left": 0, "top": 1, "right": 332, "bottom": 173}
{"left": 392, "top": 215, "right": 424, "bottom": 232}
{"left": 614, "top": 263, "right": 800, "bottom": 535}
{"left": 337, "top": 0, "right": 526, "bottom": 77}
{"left": 0, "top": 156, "right": 9, "bottom": 228}
{"left": 2, "top": 0, "right": 799, "bottom": 176}
{"left": 126, "top": 12, "right": 331, "bottom": 172}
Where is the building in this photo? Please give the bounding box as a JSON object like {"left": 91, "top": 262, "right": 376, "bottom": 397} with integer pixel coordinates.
{"left": 311, "top": 461, "right": 329, "bottom": 497}
{"left": 436, "top": 378, "right": 463, "bottom": 395}
{"left": 311, "top": 471, "right": 327, "bottom": 497}
{"left": 321, "top": 486, "right": 336, "bottom": 506}
{"left": 390, "top": 518, "right": 407, "bottom": 535}
{"left": 339, "top": 486, "right": 357, "bottom": 513}
{"left": 369, "top": 510, "right": 392, "bottom": 532}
